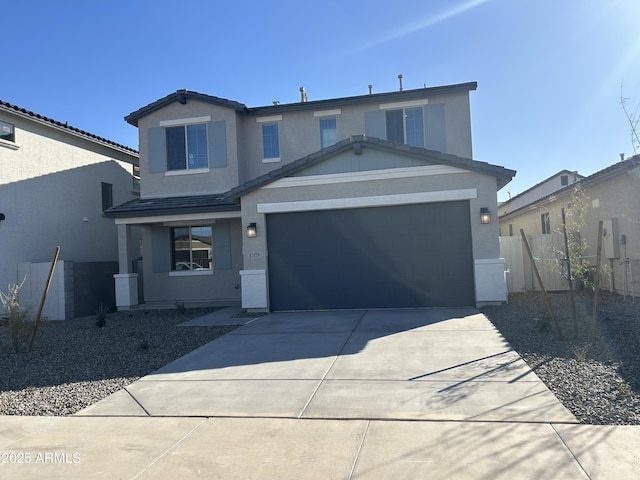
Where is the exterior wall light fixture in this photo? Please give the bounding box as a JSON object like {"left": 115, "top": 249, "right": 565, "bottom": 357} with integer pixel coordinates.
{"left": 246, "top": 222, "right": 257, "bottom": 238}
{"left": 480, "top": 207, "right": 491, "bottom": 224}
{"left": 0, "top": 213, "right": 5, "bottom": 222}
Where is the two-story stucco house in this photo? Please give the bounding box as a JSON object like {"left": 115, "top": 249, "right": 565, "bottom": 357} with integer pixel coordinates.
{"left": 0, "top": 100, "right": 139, "bottom": 319}
{"left": 106, "top": 82, "right": 515, "bottom": 311}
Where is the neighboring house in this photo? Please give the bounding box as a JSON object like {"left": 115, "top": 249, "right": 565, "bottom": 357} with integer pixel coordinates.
{"left": 0, "top": 100, "right": 139, "bottom": 319}
{"left": 499, "top": 156, "right": 640, "bottom": 296}
{"left": 498, "top": 170, "right": 583, "bottom": 223}
{"left": 106, "top": 82, "right": 516, "bottom": 311}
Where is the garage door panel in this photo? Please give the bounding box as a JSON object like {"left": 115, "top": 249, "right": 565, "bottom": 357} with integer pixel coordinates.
{"left": 267, "top": 202, "right": 474, "bottom": 310}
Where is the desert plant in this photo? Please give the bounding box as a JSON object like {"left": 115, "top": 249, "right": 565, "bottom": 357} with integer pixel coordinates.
{"left": 0, "top": 281, "right": 34, "bottom": 353}
{"left": 572, "top": 342, "right": 591, "bottom": 363}
{"left": 175, "top": 300, "right": 186, "bottom": 315}
{"left": 95, "top": 303, "right": 109, "bottom": 328}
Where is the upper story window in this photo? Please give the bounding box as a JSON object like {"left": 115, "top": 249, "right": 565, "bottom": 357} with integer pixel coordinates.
{"left": 366, "top": 102, "right": 445, "bottom": 152}
{"left": 149, "top": 117, "right": 227, "bottom": 175}
{"left": 132, "top": 165, "right": 140, "bottom": 193}
{"left": 560, "top": 175, "right": 569, "bottom": 186}
{"left": 101, "top": 182, "right": 113, "bottom": 212}
{"left": 0, "top": 120, "right": 16, "bottom": 143}
{"left": 386, "top": 107, "right": 424, "bottom": 147}
{"left": 320, "top": 117, "right": 337, "bottom": 148}
{"left": 166, "top": 123, "right": 208, "bottom": 171}
{"left": 262, "top": 123, "right": 280, "bottom": 160}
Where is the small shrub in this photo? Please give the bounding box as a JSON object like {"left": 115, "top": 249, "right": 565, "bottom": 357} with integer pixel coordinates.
{"left": 535, "top": 316, "right": 551, "bottom": 333}
{"left": 95, "top": 303, "right": 109, "bottom": 328}
{"left": 572, "top": 342, "right": 591, "bottom": 362}
{"left": 617, "top": 382, "right": 631, "bottom": 399}
{"left": 0, "top": 281, "right": 33, "bottom": 353}
{"left": 175, "top": 300, "right": 186, "bottom": 315}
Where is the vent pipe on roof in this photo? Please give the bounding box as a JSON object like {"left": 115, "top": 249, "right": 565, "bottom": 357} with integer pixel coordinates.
{"left": 620, "top": 153, "right": 625, "bottom": 162}
{"left": 273, "top": 101, "right": 280, "bottom": 106}
{"left": 368, "top": 84, "right": 373, "bottom": 95}
{"left": 300, "top": 87, "right": 308, "bottom": 102}
{"left": 398, "top": 74, "right": 404, "bottom": 91}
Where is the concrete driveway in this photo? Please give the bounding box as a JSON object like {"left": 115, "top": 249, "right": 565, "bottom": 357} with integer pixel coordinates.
{"left": 79, "top": 308, "right": 575, "bottom": 423}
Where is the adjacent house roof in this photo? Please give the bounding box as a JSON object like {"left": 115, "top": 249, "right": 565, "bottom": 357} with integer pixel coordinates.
{"left": 500, "top": 155, "right": 640, "bottom": 220}
{"left": 224, "top": 135, "right": 515, "bottom": 201}
{"left": 124, "top": 82, "right": 478, "bottom": 127}
{"left": 0, "top": 99, "right": 138, "bottom": 159}
{"left": 104, "top": 194, "right": 240, "bottom": 218}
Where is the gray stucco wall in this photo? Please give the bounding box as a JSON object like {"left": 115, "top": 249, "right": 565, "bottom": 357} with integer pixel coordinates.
{"left": 136, "top": 90, "right": 474, "bottom": 199}
{"left": 0, "top": 111, "right": 138, "bottom": 297}
{"left": 139, "top": 218, "right": 243, "bottom": 304}
{"left": 136, "top": 100, "right": 241, "bottom": 198}
{"left": 240, "top": 146, "right": 501, "bottom": 279}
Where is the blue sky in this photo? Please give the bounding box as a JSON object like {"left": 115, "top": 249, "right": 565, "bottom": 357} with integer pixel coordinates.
{"left": 3, "top": 0, "right": 640, "bottom": 201}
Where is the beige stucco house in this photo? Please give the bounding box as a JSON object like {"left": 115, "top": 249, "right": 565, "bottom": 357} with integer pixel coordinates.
{"left": 0, "top": 100, "right": 139, "bottom": 319}
{"left": 107, "top": 83, "right": 516, "bottom": 311}
{"left": 499, "top": 156, "right": 640, "bottom": 296}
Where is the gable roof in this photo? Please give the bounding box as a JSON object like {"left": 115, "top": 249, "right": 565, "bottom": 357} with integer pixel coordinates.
{"left": 500, "top": 169, "right": 584, "bottom": 207}
{"left": 0, "top": 99, "right": 138, "bottom": 159}
{"left": 224, "top": 135, "right": 515, "bottom": 201}
{"left": 104, "top": 194, "right": 240, "bottom": 218}
{"left": 500, "top": 155, "right": 640, "bottom": 219}
{"left": 124, "top": 82, "right": 478, "bottom": 127}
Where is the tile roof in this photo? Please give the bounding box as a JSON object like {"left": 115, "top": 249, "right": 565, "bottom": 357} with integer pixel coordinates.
{"left": 104, "top": 194, "right": 240, "bottom": 218}
{"left": 224, "top": 135, "right": 516, "bottom": 201}
{"left": 0, "top": 99, "right": 138, "bottom": 157}
{"left": 499, "top": 155, "right": 640, "bottom": 219}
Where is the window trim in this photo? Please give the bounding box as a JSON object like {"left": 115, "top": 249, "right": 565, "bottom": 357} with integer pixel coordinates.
{"left": 101, "top": 182, "right": 113, "bottom": 212}
{"left": 169, "top": 225, "right": 214, "bottom": 274}
{"left": 319, "top": 116, "right": 337, "bottom": 149}
{"left": 385, "top": 106, "right": 424, "bottom": 147}
{"left": 261, "top": 122, "right": 281, "bottom": 162}
{"left": 541, "top": 212, "right": 551, "bottom": 234}
{"left": 165, "top": 123, "right": 210, "bottom": 172}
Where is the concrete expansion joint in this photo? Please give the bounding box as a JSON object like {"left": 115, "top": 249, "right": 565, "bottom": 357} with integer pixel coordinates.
{"left": 124, "top": 387, "right": 151, "bottom": 417}
{"left": 550, "top": 423, "right": 591, "bottom": 479}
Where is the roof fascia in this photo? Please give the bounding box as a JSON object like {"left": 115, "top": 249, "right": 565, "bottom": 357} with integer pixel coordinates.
{"left": 224, "top": 134, "right": 514, "bottom": 201}
{"left": 125, "top": 82, "right": 478, "bottom": 126}
{"left": 247, "top": 82, "right": 478, "bottom": 116}
{"left": 1, "top": 101, "right": 138, "bottom": 160}
{"left": 500, "top": 157, "right": 640, "bottom": 220}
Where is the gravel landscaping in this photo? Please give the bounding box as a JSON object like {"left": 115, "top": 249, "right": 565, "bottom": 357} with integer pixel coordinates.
{"left": 1, "top": 292, "right": 639, "bottom": 424}
{"left": 482, "top": 290, "right": 640, "bottom": 425}
{"left": 0, "top": 307, "right": 239, "bottom": 416}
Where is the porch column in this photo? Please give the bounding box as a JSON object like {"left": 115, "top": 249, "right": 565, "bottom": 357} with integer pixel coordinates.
{"left": 114, "top": 223, "right": 139, "bottom": 310}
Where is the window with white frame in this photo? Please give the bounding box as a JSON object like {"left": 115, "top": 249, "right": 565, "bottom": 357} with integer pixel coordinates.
{"left": 166, "top": 123, "right": 208, "bottom": 171}
{"left": 171, "top": 226, "right": 213, "bottom": 271}
{"left": 385, "top": 107, "right": 424, "bottom": 147}
{"left": 320, "top": 117, "right": 337, "bottom": 148}
{"left": 262, "top": 123, "right": 280, "bottom": 159}
{"left": 0, "top": 120, "right": 15, "bottom": 143}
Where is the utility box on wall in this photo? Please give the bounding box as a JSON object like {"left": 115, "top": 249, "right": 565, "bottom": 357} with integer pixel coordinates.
{"left": 603, "top": 218, "right": 620, "bottom": 259}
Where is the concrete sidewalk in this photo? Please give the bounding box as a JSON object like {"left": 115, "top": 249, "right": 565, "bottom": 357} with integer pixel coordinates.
{"left": 2, "top": 416, "right": 639, "bottom": 479}
{"left": 1, "top": 307, "right": 639, "bottom": 478}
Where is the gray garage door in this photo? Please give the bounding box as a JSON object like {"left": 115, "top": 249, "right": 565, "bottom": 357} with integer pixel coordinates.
{"left": 267, "top": 201, "right": 475, "bottom": 310}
